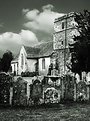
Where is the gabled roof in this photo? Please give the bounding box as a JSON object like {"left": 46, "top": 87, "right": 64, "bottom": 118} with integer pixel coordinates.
{"left": 12, "top": 41, "right": 54, "bottom": 61}
{"left": 24, "top": 41, "right": 53, "bottom": 58}
{"left": 37, "top": 41, "right": 53, "bottom": 57}
{"left": 24, "top": 46, "right": 40, "bottom": 58}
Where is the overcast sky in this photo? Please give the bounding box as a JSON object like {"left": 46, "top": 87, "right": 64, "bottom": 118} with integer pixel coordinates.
{"left": 0, "top": 0, "right": 89, "bottom": 55}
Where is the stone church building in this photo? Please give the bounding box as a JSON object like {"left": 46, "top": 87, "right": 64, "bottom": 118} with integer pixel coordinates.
{"left": 53, "top": 12, "right": 79, "bottom": 76}
{"left": 11, "top": 12, "right": 79, "bottom": 76}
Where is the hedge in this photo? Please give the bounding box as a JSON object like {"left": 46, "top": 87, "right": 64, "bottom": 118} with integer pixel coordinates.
{"left": 21, "top": 71, "right": 39, "bottom": 77}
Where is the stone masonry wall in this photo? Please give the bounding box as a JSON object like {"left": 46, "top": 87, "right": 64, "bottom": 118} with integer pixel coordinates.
{"left": 53, "top": 13, "right": 77, "bottom": 75}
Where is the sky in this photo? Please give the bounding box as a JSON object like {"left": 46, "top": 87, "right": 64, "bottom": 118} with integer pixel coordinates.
{"left": 0, "top": 0, "right": 90, "bottom": 56}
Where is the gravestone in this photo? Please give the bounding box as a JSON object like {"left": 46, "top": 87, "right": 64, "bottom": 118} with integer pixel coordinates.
{"left": 12, "top": 77, "right": 27, "bottom": 106}
{"left": 44, "top": 87, "right": 59, "bottom": 104}
{"left": 76, "top": 81, "right": 87, "bottom": 101}
{"left": 0, "top": 72, "right": 13, "bottom": 105}
{"left": 30, "top": 78, "right": 43, "bottom": 105}
{"left": 62, "top": 74, "right": 75, "bottom": 102}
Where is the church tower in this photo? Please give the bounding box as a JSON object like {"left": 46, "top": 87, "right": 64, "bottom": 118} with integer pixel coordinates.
{"left": 53, "top": 12, "right": 78, "bottom": 76}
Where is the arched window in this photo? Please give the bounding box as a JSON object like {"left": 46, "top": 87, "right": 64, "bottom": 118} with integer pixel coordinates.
{"left": 42, "top": 58, "right": 45, "bottom": 69}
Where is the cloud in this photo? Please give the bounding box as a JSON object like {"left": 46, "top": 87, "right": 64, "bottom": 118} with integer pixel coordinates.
{"left": 24, "top": 9, "right": 39, "bottom": 21}
{"left": 0, "top": 30, "right": 38, "bottom": 54}
{"left": 23, "top": 4, "right": 64, "bottom": 34}
{"left": 22, "top": 8, "right": 29, "bottom": 14}
{"left": 42, "top": 4, "right": 54, "bottom": 11}
{"left": 20, "top": 29, "right": 38, "bottom": 45}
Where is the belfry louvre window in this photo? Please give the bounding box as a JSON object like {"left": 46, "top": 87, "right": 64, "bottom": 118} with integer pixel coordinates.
{"left": 42, "top": 58, "right": 45, "bottom": 69}
{"left": 62, "top": 22, "right": 65, "bottom": 29}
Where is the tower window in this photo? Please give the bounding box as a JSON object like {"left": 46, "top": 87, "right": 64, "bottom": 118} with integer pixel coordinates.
{"left": 62, "top": 22, "right": 65, "bottom": 29}
{"left": 42, "top": 58, "right": 45, "bottom": 69}
{"left": 61, "top": 40, "right": 63, "bottom": 45}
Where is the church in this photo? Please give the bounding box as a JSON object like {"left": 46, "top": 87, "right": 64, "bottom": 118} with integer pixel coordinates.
{"left": 11, "top": 41, "right": 53, "bottom": 76}
{"left": 11, "top": 12, "right": 78, "bottom": 76}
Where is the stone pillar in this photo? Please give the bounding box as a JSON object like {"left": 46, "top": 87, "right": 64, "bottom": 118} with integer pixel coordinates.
{"left": 10, "top": 87, "right": 13, "bottom": 105}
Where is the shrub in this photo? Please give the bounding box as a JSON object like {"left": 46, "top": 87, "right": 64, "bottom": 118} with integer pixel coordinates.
{"left": 21, "top": 71, "right": 39, "bottom": 77}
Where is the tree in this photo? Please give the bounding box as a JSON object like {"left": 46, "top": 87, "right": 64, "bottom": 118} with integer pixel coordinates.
{"left": 0, "top": 58, "right": 2, "bottom": 71}
{"left": 0, "top": 51, "right": 13, "bottom": 72}
{"left": 69, "top": 10, "right": 90, "bottom": 76}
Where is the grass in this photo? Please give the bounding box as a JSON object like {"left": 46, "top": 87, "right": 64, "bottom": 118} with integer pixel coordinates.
{"left": 0, "top": 103, "right": 90, "bottom": 121}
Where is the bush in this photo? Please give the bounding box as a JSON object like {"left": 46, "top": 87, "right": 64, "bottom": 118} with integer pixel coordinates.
{"left": 21, "top": 71, "right": 39, "bottom": 77}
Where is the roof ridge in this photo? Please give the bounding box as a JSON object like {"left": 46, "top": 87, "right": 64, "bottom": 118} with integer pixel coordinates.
{"left": 34, "top": 41, "right": 53, "bottom": 47}
{"left": 24, "top": 45, "right": 40, "bottom": 50}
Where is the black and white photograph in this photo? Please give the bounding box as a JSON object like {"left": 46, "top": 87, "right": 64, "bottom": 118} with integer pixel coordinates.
{"left": 0, "top": 0, "right": 90, "bottom": 120}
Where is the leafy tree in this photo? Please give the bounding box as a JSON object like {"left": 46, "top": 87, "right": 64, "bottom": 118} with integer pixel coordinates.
{"left": 0, "top": 51, "right": 13, "bottom": 72}
{"left": 0, "top": 58, "right": 2, "bottom": 71}
{"left": 69, "top": 10, "right": 90, "bottom": 76}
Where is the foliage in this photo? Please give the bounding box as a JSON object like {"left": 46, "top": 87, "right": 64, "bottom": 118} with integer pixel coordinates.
{"left": 69, "top": 10, "right": 90, "bottom": 74}
{"left": 0, "top": 58, "right": 2, "bottom": 71}
{"left": 21, "top": 71, "right": 39, "bottom": 77}
{"left": 0, "top": 51, "right": 13, "bottom": 72}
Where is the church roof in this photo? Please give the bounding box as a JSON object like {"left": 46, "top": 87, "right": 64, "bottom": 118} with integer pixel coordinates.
{"left": 24, "top": 41, "right": 53, "bottom": 58}
{"left": 38, "top": 41, "right": 53, "bottom": 57}
{"left": 24, "top": 46, "right": 40, "bottom": 58}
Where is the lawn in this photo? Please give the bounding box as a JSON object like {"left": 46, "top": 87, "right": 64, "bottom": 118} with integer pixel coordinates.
{"left": 0, "top": 103, "right": 90, "bottom": 121}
